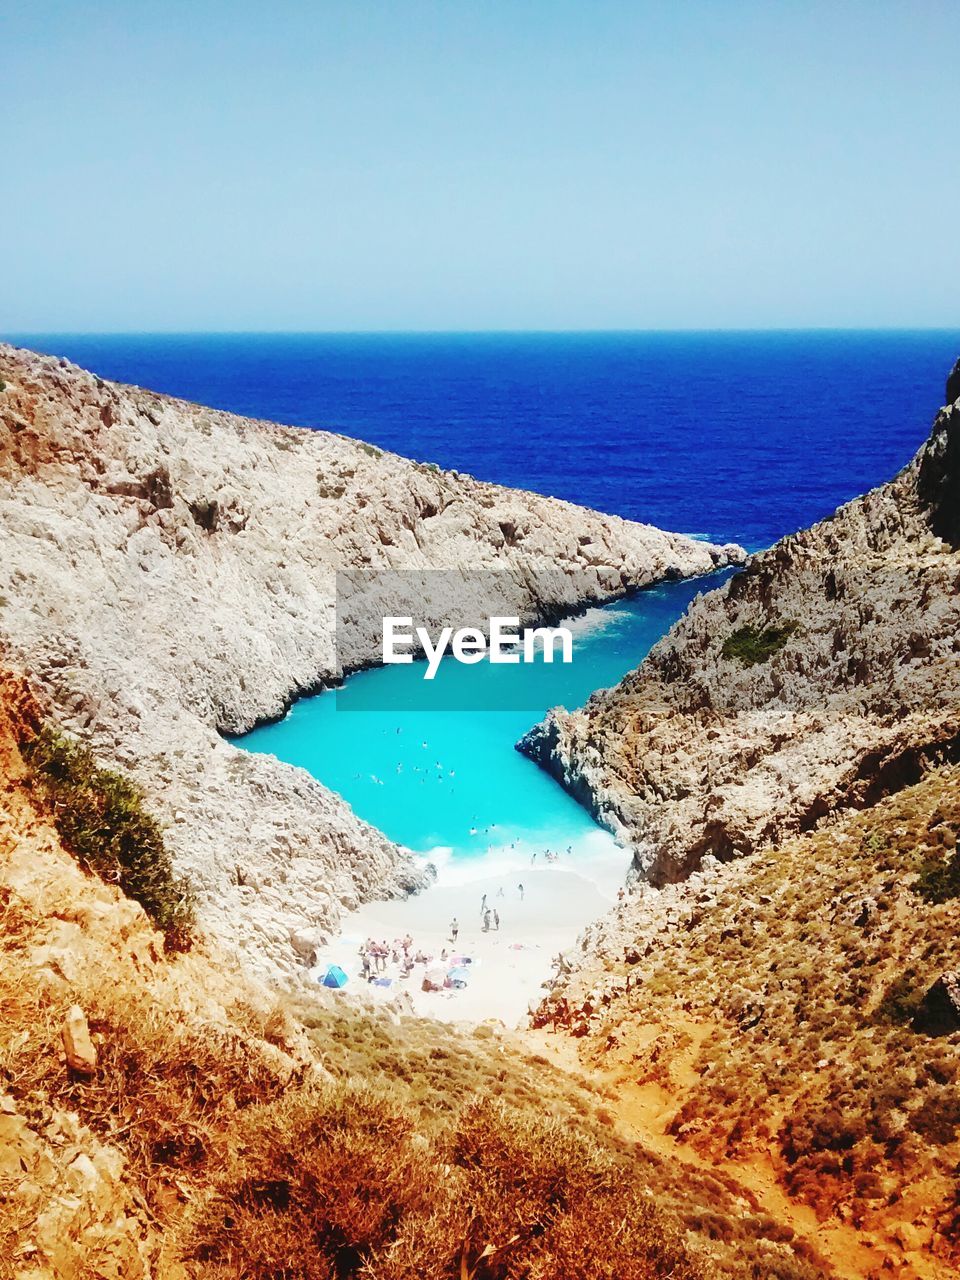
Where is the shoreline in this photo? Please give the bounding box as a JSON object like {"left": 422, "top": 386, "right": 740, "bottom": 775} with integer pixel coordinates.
{"left": 0, "top": 343, "right": 742, "bottom": 986}
{"left": 226, "top": 562, "right": 742, "bottom": 739}
{"left": 315, "top": 840, "right": 632, "bottom": 1025}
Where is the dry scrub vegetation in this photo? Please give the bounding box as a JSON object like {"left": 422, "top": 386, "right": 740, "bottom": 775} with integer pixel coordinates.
{"left": 549, "top": 763, "right": 960, "bottom": 1272}
{"left": 0, "top": 939, "right": 693, "bottom": 1280}
{"left": 0, "top": 891, "right": 822, "bottom": 1279}
{"left": 1, "top": 679, "right": 825, "bottom": 1279}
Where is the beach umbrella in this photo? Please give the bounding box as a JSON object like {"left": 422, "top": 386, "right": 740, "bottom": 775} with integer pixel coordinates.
{"left": 321, "top": 964, "right": 349, "bottom": 989}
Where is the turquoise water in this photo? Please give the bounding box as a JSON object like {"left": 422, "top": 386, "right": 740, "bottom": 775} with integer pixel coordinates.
{"left": 34, "top": 330, "right": 952, "bottom": 868}
{"left": 232, "top": 573, "right": 727, "bottom": 864}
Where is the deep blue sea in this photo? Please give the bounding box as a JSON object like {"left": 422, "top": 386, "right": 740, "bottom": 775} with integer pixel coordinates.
{"left": 11, "top": 330, "right": 956, "bottom": 551}
{"left": 12, "top": 330, "right": 957, "bottom": 868}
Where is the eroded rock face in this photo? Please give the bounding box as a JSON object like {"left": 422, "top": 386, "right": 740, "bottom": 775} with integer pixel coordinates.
{"left": 0, "top": 344, "right": 742, "bottom": 980}
{"left": 520, "top": 375, "right": 960, "bottom": 886}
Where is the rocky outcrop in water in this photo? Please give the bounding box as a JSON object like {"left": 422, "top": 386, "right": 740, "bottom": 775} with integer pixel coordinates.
{"left": 520, "top": 366, "right": 960, "bottom": 885}
{"left": 0, "top": 343, "right": 741, "bottom": 980}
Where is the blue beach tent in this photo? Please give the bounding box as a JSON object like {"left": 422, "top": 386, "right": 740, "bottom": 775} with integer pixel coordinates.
{"left": 321, "top": 964, "right": 349, "bottom": 989}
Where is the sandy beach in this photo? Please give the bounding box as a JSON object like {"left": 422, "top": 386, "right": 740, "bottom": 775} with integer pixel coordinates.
{"left": 314, "top": 840, "right": 631, "bottom": 1025}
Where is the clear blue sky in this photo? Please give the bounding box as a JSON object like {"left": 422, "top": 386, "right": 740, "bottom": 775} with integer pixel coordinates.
{"left": 2, "top": 1, "right": 957, "bottom": 332}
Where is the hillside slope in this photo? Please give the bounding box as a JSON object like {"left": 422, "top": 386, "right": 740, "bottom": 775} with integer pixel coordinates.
{"left": 520, "top": 366, "right": 960, "bottom": 885}
{"left": 0, "top": 344, "right": 741, "bottom": 981}
{"left": 518, "top": 360, "right": 960, "bottom": 1277}
{"left": 0, "top": 668, "right": 825, "bottom": 1280}
{"left": 535, "top": 764, "right": 960, "bottom": 1276}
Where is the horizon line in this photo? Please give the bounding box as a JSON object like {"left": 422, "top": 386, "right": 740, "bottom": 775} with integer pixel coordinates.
{"left": 4, "top": 325, "right": 959, "bottom": 339}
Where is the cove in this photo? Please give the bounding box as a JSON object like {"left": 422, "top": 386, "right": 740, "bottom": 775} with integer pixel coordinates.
{"left": 232, "top": 571, "right": 731, "bottom": 876}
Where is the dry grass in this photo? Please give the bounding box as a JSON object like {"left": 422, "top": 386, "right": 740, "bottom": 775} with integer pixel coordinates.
{"left": 245, "top": 994, "right": 830, "bottom": 1279}
{"left": 178, "top": 1088, "right": 703, "bottom": 1280}
{"left": 283, "top": 992, "right": 621, "bottom": 1137}
{"left": 557, "top": 763, "right": 960, "bottom": 1263}
{"left": 0, "top": 674, "right": 832, "bottom": 1278}
{"left": 0, "top": 840, "right": 708, "bottom": 1279}
{"left": 1, "top": 856, "right": 830, "bottom": 1278}
{"left": 0, "top": 948, "right": 702, "bottom": 1278}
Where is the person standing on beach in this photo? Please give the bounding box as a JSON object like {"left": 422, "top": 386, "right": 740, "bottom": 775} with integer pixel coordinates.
{"left": 483, "top": 908, "right": 492, "bottom": 932}
{"left": 518, "top": 883, "right": 524, "bottom": 900}
{"left": 480, "top": 893, "right": 488, "bottom": 914}
{"left": 450, "top": 917, "right": 459, "bottom": 943}
{"left": 493, "top": 909, "right": 500, "bottom": 930}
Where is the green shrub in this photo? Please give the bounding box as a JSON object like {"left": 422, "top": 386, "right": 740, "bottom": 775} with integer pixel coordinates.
{"left": 911, "top": 1088, "right": 960, "bottom": 1144}
{"left": 0, "top": 379, "right": 6, "bottom": 393}
{"left": 358, "top": 441, "right": 382, "bottom": 459}
{"left": 721, "top": 621, "right": 798, "bottom": 666}
{"left": 24, "top": 726, "right": 195, "bottom": 948}
{"left": 913, "top": 850, "right": 960, "bottom": 904}
{"left": 873, "top": 974, "right": 924, "bottom": 1027}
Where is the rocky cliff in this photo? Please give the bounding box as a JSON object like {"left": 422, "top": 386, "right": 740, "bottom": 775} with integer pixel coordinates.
{"left": 0, "top": 344, "right": 741, "bottom": 980}
{"left": 520, "top": 364, "right": 960, "bottom": 885}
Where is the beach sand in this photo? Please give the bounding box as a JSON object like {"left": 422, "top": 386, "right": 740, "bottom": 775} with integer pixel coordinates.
{"left": 314, "top": 845, "right": 631, "bottom": 1026}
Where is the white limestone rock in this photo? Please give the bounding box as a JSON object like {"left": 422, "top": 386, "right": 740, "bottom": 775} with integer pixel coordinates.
{"left": 0, "top": 344, "right": 743, "bottom": 981}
